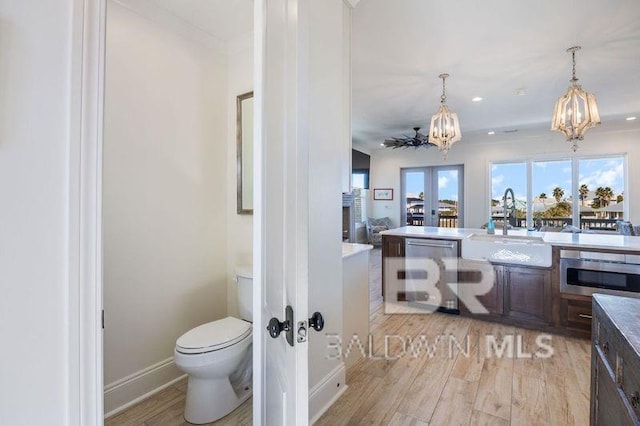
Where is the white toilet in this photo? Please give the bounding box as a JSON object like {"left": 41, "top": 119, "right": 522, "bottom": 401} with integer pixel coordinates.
{"left": 174, "top": 267, "right": 253, "bottom": 424}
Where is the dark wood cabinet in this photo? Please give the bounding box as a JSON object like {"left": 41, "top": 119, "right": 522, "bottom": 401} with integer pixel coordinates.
{"left": 504, "top": 266, "right": 551, "bottom": 324}
{"left": 591, "top": 294, "right": 640, "bottom": 425}
{"left": 561, "top": 297, "right": 593, "bottom": 332}
{"left": 381, "top": 235, "right": 405, "bottom": 298}
{"left": 475, "top": 265, "right": 504, "bottom": 316}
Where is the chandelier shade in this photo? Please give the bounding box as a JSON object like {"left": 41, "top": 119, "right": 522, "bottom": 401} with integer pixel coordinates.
{"left": 428, "top": 73, "right": 462, "bottom": 157}
{"left": 551, "top": 46, "right": 601, "bottom": 151}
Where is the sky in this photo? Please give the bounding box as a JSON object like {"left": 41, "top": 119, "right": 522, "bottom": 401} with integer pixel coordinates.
{"left": 405, "top": 169, "right": 459, "bottom": 202}
{"left": 490, "top": 157, "right": 624, "bottom": 202}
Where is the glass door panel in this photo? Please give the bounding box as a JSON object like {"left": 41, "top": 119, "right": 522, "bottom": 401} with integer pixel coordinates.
{"left": 403, "top": 170, "right": 426, "bottom": 226}
{"left": 435, "top": 168, "right": 461, "bottom": 228}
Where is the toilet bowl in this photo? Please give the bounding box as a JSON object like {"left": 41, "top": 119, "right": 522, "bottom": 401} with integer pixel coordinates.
{"left": 174, "top": 267, "right": 253, "bottom": 424}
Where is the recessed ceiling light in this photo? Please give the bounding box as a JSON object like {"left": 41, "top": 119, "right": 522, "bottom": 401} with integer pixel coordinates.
{"left": 472, "top": 97, "right": 483, "bottom": 102}
{"left": 488, "top": 131, "right": 495, "bottom": 135}
{"left": 380, "top": 143, "right": 385, "bottom": 146}
{"left": 626, "top": 116, "right": 637, "bottom": 121}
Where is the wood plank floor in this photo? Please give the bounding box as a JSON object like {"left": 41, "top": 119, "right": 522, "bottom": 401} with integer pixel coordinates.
{"left": 107, "top": 248, "right": 591, "bottom": 425}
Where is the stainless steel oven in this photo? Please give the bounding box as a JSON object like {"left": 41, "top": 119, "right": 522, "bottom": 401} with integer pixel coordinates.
{"left": 560, "top": 250, "right": 640, "bottom": 297}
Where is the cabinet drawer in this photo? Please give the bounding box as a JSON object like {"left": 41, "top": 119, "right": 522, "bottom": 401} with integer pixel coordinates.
{"left": 565, "top": 299, "right": 592, "bottom": 330}
{"left": 621, "top": 357, "right": 640, "bottom": 420}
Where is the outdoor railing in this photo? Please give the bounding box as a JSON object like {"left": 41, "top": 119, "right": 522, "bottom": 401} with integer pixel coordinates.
{"left": 407, "top": 212, "right": 618, "bottom": 231}
{"left": 490, "top": 216, "right": 618, "bottom": 232}
{"left": 406, "top": 213, "right": 458, "bottom": 228}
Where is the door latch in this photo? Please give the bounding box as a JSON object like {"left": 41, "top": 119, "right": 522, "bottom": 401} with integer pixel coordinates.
{"left": 297, "top": 321, "right": 308, "bottom": 343}
{"left": 267, "top": 305, "right": 294, "bottom": 347}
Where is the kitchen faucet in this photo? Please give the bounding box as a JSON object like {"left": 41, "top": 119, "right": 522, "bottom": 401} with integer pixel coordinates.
{"left": 503, "top": 187, "right": 515, "bottom": 235}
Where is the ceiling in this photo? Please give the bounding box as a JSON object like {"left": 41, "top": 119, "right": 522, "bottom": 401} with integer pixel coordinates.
{"left": 352, "top": 0, "right": 640, "bottom": 151}
{"left": 144, "top": 0, "right": 253, "bottom": 41}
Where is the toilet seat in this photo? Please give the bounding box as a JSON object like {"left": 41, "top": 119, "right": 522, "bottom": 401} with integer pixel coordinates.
{"left": 176, "top": 317, "right": 252, "bottom": 354}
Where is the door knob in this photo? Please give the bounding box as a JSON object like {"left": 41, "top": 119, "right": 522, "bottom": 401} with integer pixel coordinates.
{"left": 267, "top": 305, "right": 295, "bottom": 347}
{"left": 267, "top": 317, "right": 289, "bottom": 339}
{"left": 309, "top": 312, "right": 324, "bottom": 332}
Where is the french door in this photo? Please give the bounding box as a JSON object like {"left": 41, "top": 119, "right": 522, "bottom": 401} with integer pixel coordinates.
{"left": 401, "top": 165, "right": 464, "bottom": 228}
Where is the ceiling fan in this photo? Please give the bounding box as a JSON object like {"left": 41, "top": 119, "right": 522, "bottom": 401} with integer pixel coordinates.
{"left": 383, "top": 127, "right": 434, "bottom": 149}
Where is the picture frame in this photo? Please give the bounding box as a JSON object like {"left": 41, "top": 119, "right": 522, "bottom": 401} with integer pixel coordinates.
{"left": 236, "top": 91, "right": 254, "bottom": 215}
{"left": 373, "top": 188, "right": 393, "bottom": 200}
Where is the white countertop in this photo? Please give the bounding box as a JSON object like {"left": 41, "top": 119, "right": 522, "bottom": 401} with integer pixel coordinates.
{"left": 381, "top": 226, "right": 640, "bottom": 252}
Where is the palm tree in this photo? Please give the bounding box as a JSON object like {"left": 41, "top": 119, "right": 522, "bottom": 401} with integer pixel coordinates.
{"left": 602, "top": 187, "right": 614, "bottom": 206}
{"left": 539, "top": 193, "right": 547, "bottom": 201}
{"left": 579, "top": 184, "right": 589, "bottom": 206}
{"left": 595, "top": 186, "right": 613, "bottom": 207}
{"left": 552, "top": 187, "right": 564, "bottom": 203}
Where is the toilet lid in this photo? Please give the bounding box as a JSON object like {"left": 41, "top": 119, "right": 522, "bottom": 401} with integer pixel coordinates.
{"left": 176, "top": 317, "right": 252, "bottom": 354}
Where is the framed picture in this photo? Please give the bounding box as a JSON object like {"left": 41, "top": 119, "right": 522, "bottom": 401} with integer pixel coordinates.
{"left": 373, "top": 188, "right": 393, "bottom": 200}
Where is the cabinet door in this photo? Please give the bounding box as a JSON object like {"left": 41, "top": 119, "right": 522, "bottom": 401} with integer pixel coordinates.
{"left": 504, "top": 266, "right": 551, "bottom": 323}
{"left": 458, "top": 265, "right": 504, "bottom": 315}
{"left": 381, "top": 235, "right": 405, "bottom": 299}
{"left": 593, "top": 346, "right": 637, "bottom": 425}
{"left": 475, "top": 265, "right": 504, "bottom": 315}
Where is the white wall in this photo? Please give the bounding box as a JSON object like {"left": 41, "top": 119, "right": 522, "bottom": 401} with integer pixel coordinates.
{"left": 103, "top": 2, "right": 228, "bottom": 413}
{"left": 226, "top": 37, "right": 254, "bottom": 318}
{"left": 369, "top": 126, "right": 640, "bottom": 228}
{"left": 0, "top": 2, "right": 73, "bottom": 424}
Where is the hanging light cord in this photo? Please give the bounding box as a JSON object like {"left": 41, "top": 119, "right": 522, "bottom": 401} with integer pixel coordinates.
{"left": 569, "top": 46, "right": 580, "bottom": 84}
{"left": 440, "top": 74, "right": 448, "bottom": 104}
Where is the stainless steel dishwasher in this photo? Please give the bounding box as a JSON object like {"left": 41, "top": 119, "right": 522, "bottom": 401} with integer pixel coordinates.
{"left": 404, "top": 238, "right": 459, "bottom": 313}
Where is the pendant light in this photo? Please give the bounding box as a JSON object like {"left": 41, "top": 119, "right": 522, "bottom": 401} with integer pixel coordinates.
{"left": 551, "top": 46, "right": 601, "bottom": 151}
{"left": 429, "top": 73, "right": 462, "bottom": 158}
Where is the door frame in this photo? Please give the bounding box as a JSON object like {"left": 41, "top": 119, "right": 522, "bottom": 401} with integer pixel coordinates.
{"left": 68, "top": 1, "right": 106, "bottom": 424}
{"left": 400, "top": 165, "right": 464, "bottom": 228}
{"left": 69, "top": 0, "right": 269, "bottom": 423}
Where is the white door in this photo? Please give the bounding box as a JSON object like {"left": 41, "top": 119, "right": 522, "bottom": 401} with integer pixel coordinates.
{"left": 253, "top": 0, "right": 309, "bottom": 424}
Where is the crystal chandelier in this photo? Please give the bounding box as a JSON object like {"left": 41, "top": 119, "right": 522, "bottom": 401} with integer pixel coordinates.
{"left": 429, "top": 73, "right": 462, "bottom": 158}
{"left": 551, "top": 46, "right": 601, "bottom": 151}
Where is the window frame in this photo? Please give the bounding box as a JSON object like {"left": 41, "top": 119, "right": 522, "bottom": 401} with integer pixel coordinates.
{"left": 488, "top": 153, "right": 628, "bottom": 230}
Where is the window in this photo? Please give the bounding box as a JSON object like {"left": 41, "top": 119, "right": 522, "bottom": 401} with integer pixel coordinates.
{"left": 578, "top": 157, "right": 625, "bottom": 231}
{"left": 532, "top": 159, "right": 572, "bottom": 230}
{"left": 352, "top": 173, "right": 367, "bottom": 223}
{"left": 490, "top": 156, "right": 626, "bottom": 232}
{"left": 491, "top": 162, "right": 526, "bottom": 226}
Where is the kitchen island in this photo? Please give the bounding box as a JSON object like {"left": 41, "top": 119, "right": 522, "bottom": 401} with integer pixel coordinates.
{"left": 380, "top": 226, "right": 640, "bottom": 337}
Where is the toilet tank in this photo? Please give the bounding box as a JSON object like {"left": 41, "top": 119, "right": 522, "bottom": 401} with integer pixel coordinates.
{"left": 235, "top": 266, "right": 253, "bottom": 321}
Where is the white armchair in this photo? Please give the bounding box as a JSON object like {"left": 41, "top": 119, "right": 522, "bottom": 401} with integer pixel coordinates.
{"left": 366, "top": 217, "right": 393, "bottom": 246}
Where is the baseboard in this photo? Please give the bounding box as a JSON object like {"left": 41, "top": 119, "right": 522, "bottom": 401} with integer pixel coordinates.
{"left": 104, "top": 356, "right": 184, "bottom": 418}
{"left": 309, "top": 362, "right": 347, "bottom": 424}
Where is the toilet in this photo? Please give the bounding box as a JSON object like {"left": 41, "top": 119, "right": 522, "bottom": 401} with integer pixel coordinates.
{"left": 174, "top": 267, "right": 253, "bottom": 424}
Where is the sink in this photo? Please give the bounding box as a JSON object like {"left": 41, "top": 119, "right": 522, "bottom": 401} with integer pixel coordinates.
{"left": 461, "top": 233, "right": 552, "bottom": 267}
